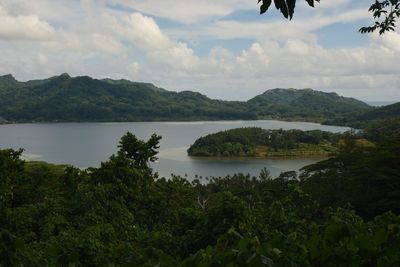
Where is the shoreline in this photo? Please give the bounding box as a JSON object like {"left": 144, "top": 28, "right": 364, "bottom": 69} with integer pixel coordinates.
{"left": 188, "top": 154, "right": 332, "bottom": 161}
{"left": 0, "top": 118, "right": 351, "bottom": 128}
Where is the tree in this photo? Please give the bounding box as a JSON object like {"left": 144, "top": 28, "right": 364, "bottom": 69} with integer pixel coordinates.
{"left": 259, "top": 167, "right": 272, "bottom": 181}
{"left": 117, "top": 132, "right": 161, "bottom": 169}
{"left": 258, "top": 0, "right": 400, "bottom": 34}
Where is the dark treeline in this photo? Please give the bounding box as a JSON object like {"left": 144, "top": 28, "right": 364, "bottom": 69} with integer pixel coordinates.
{"left": 188, "top": 128, "right": 343, "bottom": 157}
{"left": 1, "top": 120, "right": 400, "bottom": 266}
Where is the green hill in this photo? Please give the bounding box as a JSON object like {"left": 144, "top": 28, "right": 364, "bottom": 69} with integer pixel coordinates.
{"left": 248, "top": 88, "right": 371, "bottom": 121}
{"left": 325, "top": 102, "right": 400, "bottom": 128}
{"left": 0, "top": 74, "right": 253, "bottom": 122}
{"left": 357, "top": 102, "right": 400, "bottom": 121}
{"left": 0, "top": 74, "right": 372, "bottom": 123}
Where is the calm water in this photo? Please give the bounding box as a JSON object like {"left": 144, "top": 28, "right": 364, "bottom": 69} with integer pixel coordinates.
{"left": 0, "top": 121, "right": 350, "bottom": 179}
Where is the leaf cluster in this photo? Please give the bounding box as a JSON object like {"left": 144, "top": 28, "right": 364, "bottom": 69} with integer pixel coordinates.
{"left": 360, "top": 0, "right": 400, "bottom": 34}
{"left": 258, "top": 0, "right": 319, "bottom": 19}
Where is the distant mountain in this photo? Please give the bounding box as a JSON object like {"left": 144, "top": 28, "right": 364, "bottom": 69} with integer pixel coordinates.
{"left": 0, "top": 74, "right": 252, "bottom": 122}
{"left": 0, "top": 74, "right": 372, "bottom": 123}
{"left": 0, "top": 74, "right": 18, "bottom": 88}
{"left": 325, "top": 101, "right": 400, "bottom": 128}
{"left": 247, "top": 88, "right": 372, "bottom": 121}
{"left": 367, "top": 101, "right": 398, "bottom": 107}
{"left": 358, "top": 102, "right": 400, "bottom": 121}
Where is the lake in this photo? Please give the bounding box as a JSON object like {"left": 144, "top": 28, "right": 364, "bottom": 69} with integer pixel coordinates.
{"left": 0, "top": 120, "right": 350, "bottom": 179}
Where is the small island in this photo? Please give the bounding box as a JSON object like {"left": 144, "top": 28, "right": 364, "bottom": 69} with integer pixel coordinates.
{"left": 187, "top": 127, "right": 343, "bottom": 158}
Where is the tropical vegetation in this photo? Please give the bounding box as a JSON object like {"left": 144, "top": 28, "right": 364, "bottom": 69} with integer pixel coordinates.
{"left": 1, "top": 119, "right": 399, "bottom": 266}
{"left": 187, "top": 128, "right": 345, "bottom": 157}
{"left": 326, "top": 102, "right": 400, "bottom": 128}
{"left": 0, "top": 74, "right": 373, "bottom": 123}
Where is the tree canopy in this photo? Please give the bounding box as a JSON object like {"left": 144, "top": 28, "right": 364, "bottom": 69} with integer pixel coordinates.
{"left": 360, "top": 0, "right": 400, "bottom": 34}
{"left": 1, "top": 128, "right": 400, "bottom": 265}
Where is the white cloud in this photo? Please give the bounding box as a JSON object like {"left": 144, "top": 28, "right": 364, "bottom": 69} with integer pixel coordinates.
{"left": 0, "top": 5, "right": 55, "bottom": 40}
{"left": 115, "top": 12, "right": 199, "bottom": 70}
{"left": 0, "top": 0, "right": 398, "bottom": 102}
{"left": 237, "top": 43, "right": 270, "bottom": 72}
{"left": 0, "top": 0, "right": 82, "bottom": 24}
{"left": 285, "top": 39, "right": 310, "bottom": 55}
{"left": 112, "top": 0, "right": 255, "bottom": 24}
{"left": 150, "top": 32, "right": 399, "bottom": 101}
{"left": 127, "top": 61, "right": 140, "bottom": 76}
{"left": 121, "top": 12, "right": 171, "bottom": 50}
{"left": 168, "top": 8, "right": 369, "bottom": 43}
{"left": 37, "top": 53, "right": 48, "bottom": 65}
{"left": 318, "top": 0, "right": 352, "bottom": 8}
{"left": 91, "top": 33, "right": 126, "bottom": 54}
{"left": 374, "top": 31, "right": 400, "bottom": 53}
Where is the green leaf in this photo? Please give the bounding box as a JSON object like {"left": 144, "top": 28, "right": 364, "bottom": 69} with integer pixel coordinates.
{"left": 324, "top": 223, "right": 346, "bottom": 243}
{"left": 260, "top": 0, "right": 273, "bottom": 14}
{"left": 287, "top": 0, "right": 296, "bottom": 19}
{"left": 305, "top": 0, "right": 315, "bottom": 7}
{"left": 274, "top": 0, "right": 289, "bottom": 19}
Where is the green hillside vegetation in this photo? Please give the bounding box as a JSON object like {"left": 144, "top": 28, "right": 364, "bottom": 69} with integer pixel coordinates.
{"left": 247, "top": 88, "right": 371, "bottom": 121}
{"left": 0, "top": 74, "right": 253, "bottom": 122}
{"left": 326, "top": 102, "right": 400, "bottom": 128}
{"left": 0, "top": 74, "right": 372, "bottom": 123}
{"left": 187, "top": 128, "right": 345, "bottom": 157}
{"left": 1, "top": 125, "right": 400, "bottom": 266}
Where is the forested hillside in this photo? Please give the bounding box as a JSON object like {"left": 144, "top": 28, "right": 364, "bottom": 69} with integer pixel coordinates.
{"left": 0, "top": 74, "right": 252, "bottom": 122}
{"left": 327, "top": 102, "right": 400, "bottom": 128}
{"left": 0, "top": 74, "right": 372, "bottom": 123}
{"left": 248, "top": 88, "right": 371, "bottom": 121}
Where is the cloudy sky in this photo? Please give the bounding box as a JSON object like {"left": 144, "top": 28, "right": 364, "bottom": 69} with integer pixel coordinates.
{"left": 0, "top": 0, "right": 399, "bottom": 102}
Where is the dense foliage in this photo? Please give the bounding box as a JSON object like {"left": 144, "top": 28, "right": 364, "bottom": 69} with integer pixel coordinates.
{"left": 247, "top": 88, "right": 371, "bottom": 122}
{"left": 258, "top": 0, "right": 320, "bottom": 19}
{"left": 1, "top": 127, "right": 399, "bottom": 266}
{"left": 359, "top": 0, "right": 400, "bottom": 34}
{"left": 187, "top": 128, "right": 342, "bottom": 157}
{"left": 0, "top": 74, "right": 372, "bottom": 123}
{"left": 0, "top": 74, "right": 253, "bottom": 122}
{"left": 325, "top": 103, "right": 400, "bottom": 128}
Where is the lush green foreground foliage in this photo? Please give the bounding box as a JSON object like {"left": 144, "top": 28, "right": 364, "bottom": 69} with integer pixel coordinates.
{"left": 1, "top": 123, "right": 400, "bottom": 266}
{"left": 0, "top": 74, "right": 371, "bottom": 123}
{"left": 188, "top": 128, "right": 344, "bottom": 157}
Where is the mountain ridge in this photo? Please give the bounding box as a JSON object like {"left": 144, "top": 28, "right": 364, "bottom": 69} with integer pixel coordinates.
{"left": 0, "top": 73, "right": 374, "bottom": 124}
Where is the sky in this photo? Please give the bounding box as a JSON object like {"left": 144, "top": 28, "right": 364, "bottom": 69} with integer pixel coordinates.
{"left": 0, "top": 0, "right": 399, "bottom": 102}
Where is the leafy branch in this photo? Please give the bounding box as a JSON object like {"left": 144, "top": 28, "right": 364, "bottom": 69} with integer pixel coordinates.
{"left": 258, "top": 0, "right": 320, "bottom": 19}
{"left": 360, "top": 0, "right": 400, "bottom": 34}
{"left": 258, "top": 0, "right": 400, "bottom": 34}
